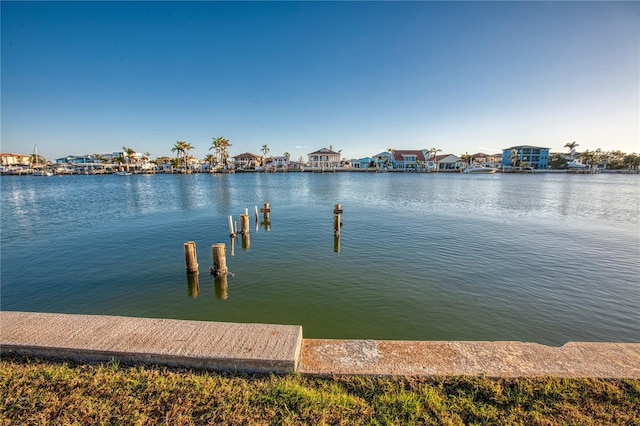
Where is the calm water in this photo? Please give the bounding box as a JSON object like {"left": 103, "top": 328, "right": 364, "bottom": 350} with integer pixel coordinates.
{"left": 1, "top": 172, "right": 639, "bottom": 345}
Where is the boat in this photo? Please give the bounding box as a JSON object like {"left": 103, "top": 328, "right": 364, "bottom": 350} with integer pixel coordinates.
{"left": 463, "top": 163, "right": 498, "bottom": 174}
{"left": 31, "top": 145, "right": 53, "bottom": 176}
{"left": 115, "top": 171, "right": 132, "bottom": 176}
{"left": 568, "top": 159, "right": 587, "bottom": 169}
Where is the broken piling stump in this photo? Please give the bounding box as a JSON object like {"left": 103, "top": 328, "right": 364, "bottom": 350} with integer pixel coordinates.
{"left": 211, "top": 243, "right": 228, "bottom": 277}
{"left": 184, "top": 241, "right": 198, "bottom": 274}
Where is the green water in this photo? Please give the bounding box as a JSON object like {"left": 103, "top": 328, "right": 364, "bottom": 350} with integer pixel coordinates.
{"left": 1, "top": 172, "right": 639, "bottom": 345}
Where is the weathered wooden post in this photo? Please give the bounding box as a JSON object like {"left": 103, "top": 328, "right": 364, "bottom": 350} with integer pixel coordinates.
{"left": 333, "top": 204, "right": 343, "bottom": 236}
{"left": 260, "top": 202, "right": 271, "bottom": 221}
{"left": 254, "top": 205, "right": 259, "bottom": 222}
{"left": 240, "top": 214, "right": 250, "bottom": 236}
{"left": 210, "top": 243, "right": 228, "bottom": 277}
{"left": 184, "top": 242, "right": 198, "bottom": 274}
{"left": 187, "top": 273, "right": 199, "bottom": 297}
{"left": 260, "top": 202, "right": 271, "bottom": 231}
{"left": 228, "top": 215, "right": 235, "bottom": 237}
{"left": 333, "top": 215, "right": 341, "bottom": 236}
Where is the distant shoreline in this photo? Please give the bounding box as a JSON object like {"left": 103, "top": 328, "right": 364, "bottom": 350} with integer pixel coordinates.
{"left": 1, "top": 168, "right": 637, "bottom": 176}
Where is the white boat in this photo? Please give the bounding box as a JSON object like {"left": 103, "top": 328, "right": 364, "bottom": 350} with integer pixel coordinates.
{"left": 568, "top": 159, "right": 587, "bottom": 169}
{"left": 464, "top": 163, "right": 498, "bottom": 174}
{"left": 115, "top": 171, "right": 132, "bottom": 176}
{"left": 31, "top": 145, "right": 53, "bottom": 176}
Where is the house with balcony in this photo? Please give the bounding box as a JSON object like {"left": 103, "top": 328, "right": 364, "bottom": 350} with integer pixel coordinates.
{"left": 233, "top": 152, "right": 261, "bottom": 169}
{"left": 1, "top": 153, "right": 31, "bottom": 167}
{"left": 269, "top": 155, "right": 291, "bottom": 169}
{"left": 502, "top": 146, "right": 549, "bottom": 169}
{"left": 307, "top": 147, "right": 341, "bottom": 168}
{"left": 390, "top": 150, "right": 428, "bottom": 171}
{"left": 471, "top": 153, "right": 503, "bottom": 167}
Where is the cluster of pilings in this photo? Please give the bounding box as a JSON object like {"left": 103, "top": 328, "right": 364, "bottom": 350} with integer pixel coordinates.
{"left": 183, "top": 202, "right": 344, "bottom": 296}
{"left": 183, "top": 203, "right": 273, "bottom": 299}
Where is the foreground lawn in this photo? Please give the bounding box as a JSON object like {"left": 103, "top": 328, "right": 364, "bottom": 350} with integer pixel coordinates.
{"left": 1, "top": 355, "right": 639, "bottom": 425}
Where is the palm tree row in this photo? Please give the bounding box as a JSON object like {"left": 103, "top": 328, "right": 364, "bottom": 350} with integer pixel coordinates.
{"left": 115, "top": 140, "right": 640, "bottom": 172}
{"left": 211, "top": 137, "right": 232, "bottom": 170}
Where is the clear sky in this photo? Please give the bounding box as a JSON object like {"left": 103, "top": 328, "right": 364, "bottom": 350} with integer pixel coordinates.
{"left": 2, "top": 1, "right": 638, "bottom": 162}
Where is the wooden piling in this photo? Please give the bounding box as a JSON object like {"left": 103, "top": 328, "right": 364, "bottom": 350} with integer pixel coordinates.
{"left": 228, "top": 215, "right": 235, "bottom": 237}
{"left": 260, "top": 202, "right": 271, "bottom": 220}
{"left": 334, "top": 214, "right": 341, "bottom": 236}
{"left": 334, "top": 235, "right": 341, "bottom": 253}
{"left": 260, "top": 202, "right": 271, "bottom": 231}
{"left": 240, "top": 214, "right": 250, "bottom": 235}
{"left": 184, "top": 242, "right": 198, "bottom": 274}
{"left": 254, "top": 205, "right": 259, "bottom": 222}
{"left": 333, "top": 204, "right": 343, "bottom": 236}
{"left": 211, "top": 243, "right": 228, "bottom": 277}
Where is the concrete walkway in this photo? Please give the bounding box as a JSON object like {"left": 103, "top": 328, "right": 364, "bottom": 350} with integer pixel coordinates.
{"left": 0, "top": 312, "right": 302, "bottom": 374}
{"left": 2, "top": 312, "right": 639, "bottom": 378}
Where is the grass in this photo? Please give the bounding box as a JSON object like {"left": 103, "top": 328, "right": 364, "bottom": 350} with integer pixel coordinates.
{"left": 1, "top": 354, "right": 639, "bottom": 425}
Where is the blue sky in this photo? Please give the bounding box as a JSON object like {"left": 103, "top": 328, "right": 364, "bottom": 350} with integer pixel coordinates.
{"left": 2, "top": 1, "right": 638, "bottom": 161}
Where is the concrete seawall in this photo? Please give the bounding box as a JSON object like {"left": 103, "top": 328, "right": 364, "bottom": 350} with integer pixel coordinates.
{"left": 1, "top": 312, "right": 639, "bottom": 378}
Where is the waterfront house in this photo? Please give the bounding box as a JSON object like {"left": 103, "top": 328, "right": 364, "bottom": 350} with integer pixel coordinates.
{"left": 1, "top": 153, "right": 31, "bottom": 167}
{"left": 390, "top": 150, "right": 428, "bottom": 171}
{"left": 269, "top": 155, "right": 291, "bottom": 169}
{"left": 373, "top": 151, "right": 393, "bottom": 169}
{"left": 351, "top": 157, "right": 375, "bottom": 170}
{"left": 471, "top": 153, "right": 502, "bottom": 167}
{"left": 435, "top": 154, "right": 465, "bottom": 170}
{"left": 308, "top": 147, "right": 341, "bottom": 168}
{"left": 233, "top": 152, "right": 261, "bottom": 169}
{"left": 502, "top": 145, "right": 549, "bottom": 169}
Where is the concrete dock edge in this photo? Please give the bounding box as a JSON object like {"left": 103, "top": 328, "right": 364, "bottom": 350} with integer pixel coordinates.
{"left": 2, "top": 312, "right": 639, "bottom": 378}
{"left": 0, "top": 311, "right": 302, "bottom": 374}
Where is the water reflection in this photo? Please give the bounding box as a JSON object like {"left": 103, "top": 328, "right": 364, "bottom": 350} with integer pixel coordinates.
{"left": 187, "top": 273, "right": 199, "bottom": 297}
{"left": 214, "top": 275, "right": 229, "bottom": 300}
{"left": 242, "top": 233, "right": 250, "bottom": 250}
{"left": 334, "top": 235, "right": 341, "bottom": 253}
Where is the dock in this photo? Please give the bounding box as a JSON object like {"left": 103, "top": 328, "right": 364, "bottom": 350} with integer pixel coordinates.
{"left": 2, "top": 311, "right": 639, "bottom": 378}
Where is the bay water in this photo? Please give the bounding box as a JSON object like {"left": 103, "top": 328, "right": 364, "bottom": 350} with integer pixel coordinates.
{"left": 1, "top": 172, "right": 638, "bottom": 345}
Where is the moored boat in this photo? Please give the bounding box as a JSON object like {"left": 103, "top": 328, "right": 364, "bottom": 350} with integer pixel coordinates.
{"left": 463, "top": 163, "right": 498, "bottom": 174}
{"left": 30, "top": 145, "right": 53, "bottom": 176}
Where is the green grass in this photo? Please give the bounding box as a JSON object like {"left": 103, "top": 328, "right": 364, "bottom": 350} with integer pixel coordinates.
{"left": 1, "top": 354, "right": 638, "bottom": 425}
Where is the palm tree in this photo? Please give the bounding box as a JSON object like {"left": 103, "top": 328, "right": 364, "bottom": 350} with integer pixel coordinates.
{"left": 429, "top": 147, "right": 442, "bottom": 171}
{"left": 386, "top": 148, "right": 395, "bottom": 168}
{"left": 204, "top": 154, "right": 216, "bottom": 172}
{"left": 182, "top": 142, "right": 195, "bottom": 173}
{"left": 172, "top": 141, "right": 187, "bottom": 169}
{"left": 564, "top": 141, "right": 579, "bottom": 161}
{"left": 211, "top": 137, "right": 231, "bottom": 169}
{"left": 510, "top": 149, "right": 520, "bottom": 168}
{"left": 122, "top": 147, "right": 136, "bottom": 172}
{"left": 259, "top": 144, "right": 269, "bottom": 167}
{"left": 113, "top": 153, "right": 125, "bottom": 171}
{"left": 460, "top": 152, "right": 473, "bottom": 166}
